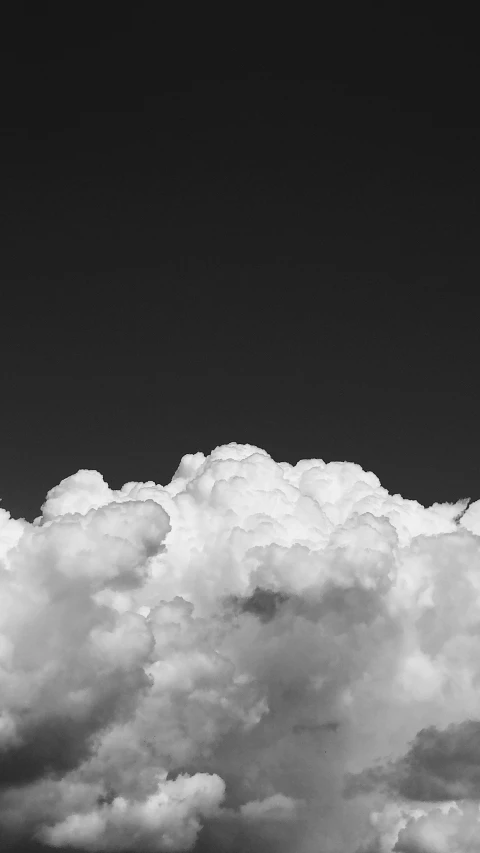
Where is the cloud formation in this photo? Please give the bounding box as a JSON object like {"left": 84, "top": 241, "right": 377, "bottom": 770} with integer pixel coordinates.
{"left": 345, "top": 720, "right": 480, "bottom": 803}
{"left": 1, "top": 442, "right": 480, "bottom": 851}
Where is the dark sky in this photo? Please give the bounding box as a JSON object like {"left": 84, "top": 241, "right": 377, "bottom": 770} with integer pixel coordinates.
{"left": 1, "top": 11, "right": 480, "bottom": 522}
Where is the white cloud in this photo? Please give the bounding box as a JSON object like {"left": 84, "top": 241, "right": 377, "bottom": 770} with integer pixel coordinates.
{"left": 240, "top": 792, "right": 303, "bottom": 821}
{"left": 1, "top": 444, "right": 480, "bottom": 852}
{"left": 38, "top": 772, "right": 226, "bottom": 852}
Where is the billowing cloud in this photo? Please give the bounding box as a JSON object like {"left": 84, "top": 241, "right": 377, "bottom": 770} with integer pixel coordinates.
{"left": 1, "top": 442, "right": 480, "bottom": 851}
{"left": 38, "top": 772, "right": 226, "bottom": 852}
{"left": 345, "top": 720, "right": 480, "bottom": 803}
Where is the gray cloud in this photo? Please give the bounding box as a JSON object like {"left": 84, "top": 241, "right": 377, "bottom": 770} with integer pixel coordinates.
{"left": 233, "top": 586, "right": 290, "bottom": 623}
{"left": 345, "top": 720, "right": 480, "bottom": 804}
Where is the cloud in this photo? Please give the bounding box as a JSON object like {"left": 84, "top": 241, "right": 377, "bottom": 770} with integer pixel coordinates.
{"left": 345, "top": 720, "right": 480, "bottom": 803}
{"left": 37, "top": 772, "right": 226, "bottom": 852}
{"left": 240, "top": 792, "right": 303, "bottom": 821}
{"left": 1, "top": 442, "right": 480, "bottom": 852}
{"left": 392, "top": 801, "right": 480, "bottom": 853}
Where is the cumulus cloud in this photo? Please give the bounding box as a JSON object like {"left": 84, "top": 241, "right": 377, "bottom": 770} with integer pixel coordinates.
{"left": 38, "top": 772, "right": 226, "bottom": 852}
{"left": 393, "top": 801, "right": 480, "bottom": 853}
{"left": 1, "top": 442, "right": 480, "bottom": 851}
{"left": 345, "top": 720, "right": 480, "bottom": 803}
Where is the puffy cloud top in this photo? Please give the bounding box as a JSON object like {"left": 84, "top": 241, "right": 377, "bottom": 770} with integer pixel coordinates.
{"left": 1, "top": 444, "right": 479, "bottom": 852}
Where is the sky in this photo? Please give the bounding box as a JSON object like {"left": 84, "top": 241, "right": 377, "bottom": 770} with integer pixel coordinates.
{"left": 1, "top": 13, "right": 479, "bottom": 521}
{"left": 1, "top": 9, "right": 480, "bottom": 853}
